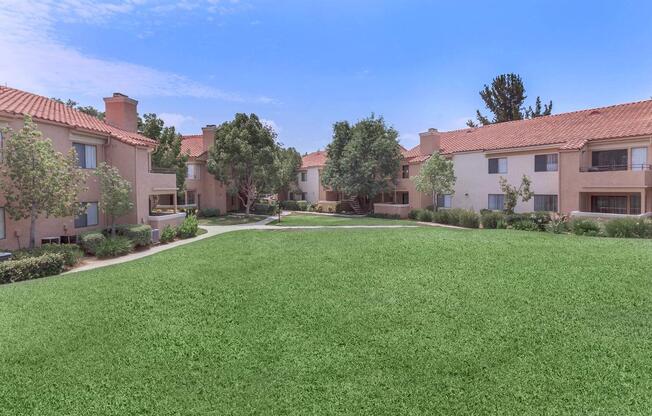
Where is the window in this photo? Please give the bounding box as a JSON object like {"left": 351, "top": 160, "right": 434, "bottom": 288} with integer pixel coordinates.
{"left": 591, "top": 149, "right": 627, "bottom": 171}
{"left": 399, "top": 192, "right": 409, "bottom": 204}
{"left": 301, "top": 192, "right": 307, "bottom": 201}
{"left": 187, "top": 164, "right": 200, "bottom": 180}
{"left": 75, "top": 202, "right": 99, "bottom": 228}
{"left": 590, "top": 196, "right": 628, "bottom": 214}
{"left": 402, "top": 165, "right": 410, "bottom": 179}
{"left": 488, "top": 194, "right": 505, "bottom": 210}
{"left": 534, "top": 195, "right": 558, "bottom": 212}
{"left": 534, "top": 154, "right": 558, "bottom": 172}
{"left": 73, "top": 143, "right": 97, "bottom": 169}
{"left": 300, "top": 172, "right": 307, "bottom": 182}
{"left": 631, "top": 147, "right": 648, "bottom": 171}
{"left": 630, "top": 194, "right": 641, "bottom": 215}
{"left": 488, "top": 157, "right": 507, "bottom": 174}
{"left": 437, "top": 194, "right": 452, "bottom": 209}
{"left": 0, "top": 207, "right": 5, "bottom": 240}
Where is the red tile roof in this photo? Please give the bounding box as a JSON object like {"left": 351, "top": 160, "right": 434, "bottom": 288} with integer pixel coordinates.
{"left": 405, "top": 98, "right": 652, "bottom": 162}
{"left": 0, "top": 86, "right": 156, "bottom": 147}
{"left": 301, "top": 150, "right": 327, "bottom": 168}
{"left": 181, "top": 135, "right": 204, "bottom": 158}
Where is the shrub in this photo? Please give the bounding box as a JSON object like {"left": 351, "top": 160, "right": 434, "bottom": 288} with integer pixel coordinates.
{"left": 435, "top": 208, "right": 463, "bottom": 226}
{"left": 177, "top": 214, "right": 199, "bottom": 239}
{"left": 79, "top": 231, "right": 106, "bottom": 255}
{"left": 94, "top": 237, "right": 135, "bottom": 258}
{"left": 458, "top": 210, "right": 480, "bottom": 228}
{"left": 481, "top": 211, "right": 505, "bottom": 229}
{"left": 604, "top": 218, "right": 652, "bottom": 238}
{"left": 160, "top": 225, "right": 177, "bottom": 244}
{"left": 408, "top": 209, "right": 421, "bottom": 220}
{"left": 417, "top": 209, "right": 433, "bottom": 222}
{"left": 253, "top": 203, "right": 277, "bottom": 215}
{"left": 12, "top": 244, "right": 83, "bottom": 267}
{"left": 280, "top": 200, "right": 299, "bottom": 211}
{"left": 198, "top": 208, "right": 220, "bottom": 218}
{"left": 297, "top": 201, "right": 309, "bottom": 211}
{"left": 115, "top": 224, "right": 152, "bottom": 247}
{"left": 0, "top": 253, "right": 66, "bottom": 284}
{"left": 546, "top": 218, "right": 568, "bottom": 234}
{"left": 504, "top": 212, "right": 551, "bottom": 231}
{"left": 570, "top": 218, "right": 602, "bottom": 236}
{"left": 512, "top": 219, "right": 540, "bottom": 231}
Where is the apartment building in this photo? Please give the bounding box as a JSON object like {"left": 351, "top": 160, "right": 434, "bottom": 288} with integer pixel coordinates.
{"left": 180, "top": 128, "right": 239, "bottom": 213}
{"left": 292, "top": 150, "right": 328, "bottom": 203}
{"left": 0, "top": 87, "right": 181, "bottom": 250}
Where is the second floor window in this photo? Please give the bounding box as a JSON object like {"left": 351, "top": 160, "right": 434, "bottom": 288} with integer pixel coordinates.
{"left": 73, "top": 143, "right": 97, "bottom": 169}
{"left": 488, "top": 157, "right": 507, "bottom": 174}
{"left": 187, "top": 164, "right": 200, "bottom": 180}
{"left": 591, "top": 149, "right": 627, "bottom": 171}
{"left": 402, "top": 165, "right": 409, "bottom": 179}
{"left": 300, "top": 172, "right": 307, "bottom": 182}
{"left": 534, "top": 154, "right": 558, "bottom": 172}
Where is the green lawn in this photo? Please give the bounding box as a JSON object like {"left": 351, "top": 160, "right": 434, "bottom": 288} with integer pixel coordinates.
{"left": 198, "top": 214, "right": 268, "bottom": 226}
{"left": 272, "top": 212, "right": 414, "bottom": 226}
{"left": 1, "top": 228, "right": 652, "bottom": 415}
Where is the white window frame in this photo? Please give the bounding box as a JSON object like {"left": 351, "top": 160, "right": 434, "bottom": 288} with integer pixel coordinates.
{"left": 631, "top": 147, "right": 648, "bottom": 171}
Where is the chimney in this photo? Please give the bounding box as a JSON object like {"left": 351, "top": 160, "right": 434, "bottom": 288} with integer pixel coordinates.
{"left": 419, "top": 128, "right": 441, "bottom": 155}
{"left": 103, "top": 93, "right": 138, "bottom": 133}
{"left": 201, "top": 124, "right": 217, "bottom": 153}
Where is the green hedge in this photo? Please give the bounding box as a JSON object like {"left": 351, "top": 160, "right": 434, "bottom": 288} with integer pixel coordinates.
{"left": 79, "top": 231, "right": 106, "bottom": 255}
{"left": 177, "top": 215, "right": 199, "bottom": 239}
{"left": 253, "top": 203, "right": 278, "bottom": 215}
{"left": 417, "top": 209, "right": 433, "bottom": 222}
{"left": 12, "top": 244, "right": 83, "bottom": 267}
{"left": 115, "top": 224, "right": 152, "bottom": 247}
{"left": 0, "top": 253, "right": 65, "bottom": 284}
{"left": 481, "top": 211, "right": 505, "bottom": 229}
{"left": 604, "top": 218, "right": 652, "bottom": 238}
{"left": 198, "top": 208, "right": 220, "bottom": 217}
{"left": 408, "top": 209, "right": 420, "bottom": 220}
{"left": 570, "top": 218, "right": 602, "bottom": 236}
{"left": 95, "top": 237, "right": 135, "bottom": 258}
{"left": 160, "top": 225, "right": 177, "bottom": 244}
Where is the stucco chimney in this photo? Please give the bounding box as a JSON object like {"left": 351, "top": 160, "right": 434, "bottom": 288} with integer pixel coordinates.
{"left": 103, "top": 93, "right": 138, "bottom": 133}
{"left": 419, "top": 128, "right": 441, "bottom": 155}
{"left": 201, "top": 124, "right": 217, "bottom": 153}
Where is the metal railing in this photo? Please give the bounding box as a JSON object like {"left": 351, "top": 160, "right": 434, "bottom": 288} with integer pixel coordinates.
{"left": 579, "top": 164, "right": 652, "bottom": 172}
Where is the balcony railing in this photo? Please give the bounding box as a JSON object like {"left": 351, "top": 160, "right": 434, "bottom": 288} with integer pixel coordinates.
{"left": 579, "top": 164, "right": 652, "bottom": 172}
{"left": 149, "top": 166, "right": 177, "bottom": 174}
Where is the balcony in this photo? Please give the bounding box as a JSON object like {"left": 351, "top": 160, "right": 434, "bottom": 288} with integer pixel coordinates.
{"left": 148, "top": 166, "right": 177, "bottom": 193}
{"left": 579, "top": 163, "right": 651, "bottom": 172}
{"left": 576, "top": 164, "right": 652, "bottom": 189}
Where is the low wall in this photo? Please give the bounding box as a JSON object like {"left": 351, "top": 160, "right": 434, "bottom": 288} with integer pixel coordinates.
{"left": 373, "top": 203, "right": 411, "bottom": 218}
{"left": 148, "top": 213, "right": 186, "bottom": 230}
{"left": 570, "top": 211, "right": 652, "bottom": 221}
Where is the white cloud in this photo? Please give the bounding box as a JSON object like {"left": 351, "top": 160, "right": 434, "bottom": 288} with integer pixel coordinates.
{"left": 261, "top": 118, "right": 281, "bottom": 133}
{"left": 159, "top": 112, "right": 195, "bottom": 129}
{"left": 0, "top": 0, "right": 270, "bottom": 102}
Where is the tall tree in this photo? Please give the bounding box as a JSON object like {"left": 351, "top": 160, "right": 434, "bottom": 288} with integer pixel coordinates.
{"left": 96, "top": 163, "right": 134, "bottom": 237}
{"left": 0, "top": 116, "right": 88, "bottom": 248}
{"left": 466, "top": 73, "right": 552, "bottom": 127}
{"left": 207, "top": 113, "right": 280, "bottom": 216}
{"left": 139, "top": 113, "right": 188, "bottom": 192}
{"left": 499, "top": 175, "right": 534, "bottom": 214}
{"left": 274, "top": 147, "right": 302, "bottom": 196}
{"left": 413, "top": 152, "right": 456, "bottom": 211}
{"left": 321, "top": 115, "right": 402, "bottom": 206}
{"left": 50, "top": 98, "right": 105, "bottom": 120}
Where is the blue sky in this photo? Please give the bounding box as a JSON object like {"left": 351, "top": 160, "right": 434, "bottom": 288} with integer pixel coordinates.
{"left": 2, "top": 1, "right": 652, "bottom": 152}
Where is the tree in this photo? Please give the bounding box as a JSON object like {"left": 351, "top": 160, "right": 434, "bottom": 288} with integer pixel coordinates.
{"left": 414, "top": 152, "right": 456, "bottom": 211}
{"left": 321, "top": 115, "right": 402, "bottom": 207}
{"left": 466, "top": 73, "right": 552, "bottom": 127}
{"left": 139, "top": 113, "right": 188, "bottom": 192}
{"left": 0, "top": 116, "right": 88, "bottom": 248}
{"left": 50, "top": 98, "right": 105, "bottom": 120}
{"left": 207, "top": 113, "right": 280, "bottom": 216}
{"left": 499, "top": 175, "right": 534, "bottom": 214}
{"left": 274, "top": 147, "right": 302, "bottom": 196}
{"left": 96, "top": 163, "right": 134, "bottom": 237}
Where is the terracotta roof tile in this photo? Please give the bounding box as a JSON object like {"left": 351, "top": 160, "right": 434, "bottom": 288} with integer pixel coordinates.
{"left": 301, "top": 150, "right": 327, "bottom": 168}
{"left": 181, "top": 135, "right": 204, "bottom": 158}
{"left": 0, "top": 86, "right": 156, "bottom": 147}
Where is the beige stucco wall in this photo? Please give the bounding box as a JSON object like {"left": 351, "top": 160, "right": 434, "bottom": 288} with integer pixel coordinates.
{"left": 184, "top": 161, "right": 229, "bottom": 214}
{"left": 296, "top": 167, "right": 321, "bottom": 203}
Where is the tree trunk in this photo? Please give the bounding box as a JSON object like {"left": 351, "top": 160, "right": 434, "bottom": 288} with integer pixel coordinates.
{"left": 433, "top": 192, "right": 438, "bottom": 212}
{"left": 111, "top": 216, "right": 116, "bottom": 237}
{"left": 29, "top": 203, "right": 37, "bottom": 249}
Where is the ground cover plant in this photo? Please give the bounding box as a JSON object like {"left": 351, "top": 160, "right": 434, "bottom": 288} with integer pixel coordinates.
{"left": 1, "top": 227, "right": 651, "bottom": 414}
{"left": 198, "top": 214, "right": 268, "bottom": 226}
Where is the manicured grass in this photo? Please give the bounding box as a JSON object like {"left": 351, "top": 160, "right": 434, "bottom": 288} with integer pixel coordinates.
{"left": 198, "top": 214, "right": 267, "bottom": 226}
{"left": 272, "top": 212, "right": 414, "bottom": 226}
{"left": 1, "top": 228, "right": 652, "bottom": 415}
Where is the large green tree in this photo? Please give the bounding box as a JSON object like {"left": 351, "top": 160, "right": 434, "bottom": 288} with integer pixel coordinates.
{"left": 51, "top": 98, "right": 105, "bottom": 120}
{"left": 0, "top": 116, "right": 88, "bottom": 248}
{"left": 414, "top": 152, "right": 456, "bottom": 211}
{"left": 274, "top": 147, "right": 302, "bottom": 196}
{"left": 139, "top": 113, "right": 188, "bottom": 192}
{"left": 467, "top": 73, "right": 552, "bottom": 127}
{"left": 321, "top": 115, "right": 402, "bottom": 207}
{"left": 207, "top": 113, "right": 280, "bottom": 216}
{"left": 96, "top": 163, "right": 134, "bottom": 237}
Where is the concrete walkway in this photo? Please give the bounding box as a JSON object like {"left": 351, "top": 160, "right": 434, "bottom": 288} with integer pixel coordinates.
{"left": 67, "top": 213, "right": 461, "bottom": 274}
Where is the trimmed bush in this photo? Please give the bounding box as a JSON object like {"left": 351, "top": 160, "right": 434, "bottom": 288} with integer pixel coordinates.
{"left": 546, "top": 218, "right": 568, "bottom": 234}
{"left": 0, "top": 253, "right": 66, "bottom": 284}
{"left": 115, "top": 224, "right": 152, "bottom": 247}
{"left": 481, "top": 211, "right": 505, "bottom": 229}
{"left": 12, "top": 244, "right": 83, "bottom": 267}
{"left": 458, "top": 210, "right": 480, "bottom": 228}
{"left": 408, "top": 209, "right": 421, "bottom": 220}
{"left": 604, "top": 218, "right": 652, "bottom": 238}
{"left": 198, "top": 208, "right": 220, "bottom": 218}
{"left": 297, "top": 201, "right": 310, "bottom": 211}
{"left": 177, "top": 214, "right": 199, "bottom": 239}
{"left": 94, "top": 237, "right": 135, "bottom": 258}
{"left": 79, "top": 231, "right": 106, "bottom": 255}
{"left": 417, "top": 209, "right": 433, "bottom": 222}
{"left": 570, "top": 218, "right": 602, "bottom": 236}
{"left": 253, "top": 203, "right": 278, "bottom": 215}
{"left": 160, "top": 225, "right": 177, "bottom": 244}
{"left": 512, "top": 219, "right": 540, "bottom": 231}
{"left": 280, "top": 200, "right": 299, "bottom": 211}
